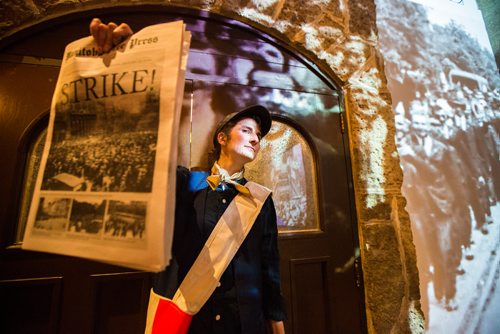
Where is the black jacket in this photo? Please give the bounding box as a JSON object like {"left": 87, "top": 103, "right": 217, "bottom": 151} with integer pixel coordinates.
{"left": 153, "top": 167, "right": 286, "bottom": 334}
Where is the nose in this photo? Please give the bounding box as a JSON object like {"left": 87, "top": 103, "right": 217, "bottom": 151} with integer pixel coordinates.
{"left": 249, "top": 133, "right": 260, "bottom": 145}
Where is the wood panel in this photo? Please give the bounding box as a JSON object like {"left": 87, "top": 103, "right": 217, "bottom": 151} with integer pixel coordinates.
{"left": 90, "top": 272, "right": 151, "bottom": 334}
{"left": 0, "top": 277, "right": 62, "bottom": 334}
{"left": 290, "top": 257, "right": 332, "bottom": 334}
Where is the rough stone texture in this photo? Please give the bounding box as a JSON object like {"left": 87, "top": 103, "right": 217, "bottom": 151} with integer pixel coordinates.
{"left": 317, "top": 37, "right": 374, "bottom": 82}
{"left": 395, "top": 194, "right": 421, "bottom": 302}
{"left": 0, "top": 0, "right": 425, "bottom": 332}
{"left": 170, "top": 0, "right": 220, "bottom": 9}
{"left": 326, "top": 0, "right": 345, "bottom": 22}
{"left": 357, "top": 200, "right": 391, "bottom": 222}
{"left": 240, "top": 0, "right": 278, "bottom": 17}
{"left": 0, "top": 0, "right": 39, "bottom": 35}
{"left": 219, "top": 0, "right": 278, "bottom": 28}
{"left": 273, "top": 0, "right": 332, "bottom": 37}
{"left": 290, "top": 14, "right": 345, "bottom": 54}
{"left": 408, "top": 301, "right": 426, "bottom": 334}
{"left": 348, "top": 0, "right": 378, "bottom": 42}
{"left": 362, "top": 220, "right": 405, "bottom": 333}
{"left": 33, "top": 0, "right": 78, "bottom": 11}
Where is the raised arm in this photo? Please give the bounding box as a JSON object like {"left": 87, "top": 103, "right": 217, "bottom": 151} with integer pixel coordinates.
{"left": 89, "top": 18, "right": 133, "bottom": 52}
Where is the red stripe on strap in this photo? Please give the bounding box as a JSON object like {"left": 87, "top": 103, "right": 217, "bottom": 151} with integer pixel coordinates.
{"left": 152, "top": 298, "right": 192, "bottom": 334}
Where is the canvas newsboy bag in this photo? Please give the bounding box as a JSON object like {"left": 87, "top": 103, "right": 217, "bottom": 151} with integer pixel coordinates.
{"left": 144, "top": 181, "right": 272, "bottom": 334}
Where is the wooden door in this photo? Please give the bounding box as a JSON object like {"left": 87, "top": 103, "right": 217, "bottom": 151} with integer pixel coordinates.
{"left": 187, "top": 81, "right": 365, "bottom": 334}
{"left": 0, "top": 63, "right": 152, "bottom": 334}
{"left": 0, "top": 8, "right": 365, "bottom": 334}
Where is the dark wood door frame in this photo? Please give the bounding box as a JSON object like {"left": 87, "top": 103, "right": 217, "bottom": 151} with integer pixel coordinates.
{"left": 0, "top": 7, "right": 366, "bottom": 334}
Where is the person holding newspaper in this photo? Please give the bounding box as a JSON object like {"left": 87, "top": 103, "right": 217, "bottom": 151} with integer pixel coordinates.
{"left": 90, "top": 19, "right": 287, "bottom": 334}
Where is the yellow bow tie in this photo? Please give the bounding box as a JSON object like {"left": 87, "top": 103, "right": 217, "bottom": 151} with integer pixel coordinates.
{"left": 206, "top": 164, "right": 251, "bottom": 196}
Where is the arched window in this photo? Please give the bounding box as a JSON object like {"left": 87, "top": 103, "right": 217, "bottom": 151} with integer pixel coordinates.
{"left": 246, "top": 119, "right": 319, "bottom": 233}
{"left": 0, "top": 9, "right": 365, "bottom": 334}
{"left": 15, "top": 125, "right": 47, "bottom": 244}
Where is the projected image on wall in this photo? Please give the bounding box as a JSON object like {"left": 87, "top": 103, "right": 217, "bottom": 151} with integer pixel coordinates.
{"left": 377, "top": 0, "right": 499, "bottom": 332}
{"left": 246, "top": 120, "right": 320, "bottom": 232}
{"left": 182, "top": 27, "right": 340, "bottom": 235}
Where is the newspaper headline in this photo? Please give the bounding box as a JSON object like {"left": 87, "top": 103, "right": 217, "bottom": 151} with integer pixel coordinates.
{"left": 22, "top": 21, "right": 191, "bottom": 272}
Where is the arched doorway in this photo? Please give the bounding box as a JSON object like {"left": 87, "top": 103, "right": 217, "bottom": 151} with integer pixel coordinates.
{"left": 0, "top": 7, "right": 366, "bottom": 333}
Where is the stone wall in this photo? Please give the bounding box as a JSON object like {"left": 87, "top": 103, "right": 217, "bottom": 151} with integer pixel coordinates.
{"left": 0, "top": 0, "right": 424, "bottom": 332}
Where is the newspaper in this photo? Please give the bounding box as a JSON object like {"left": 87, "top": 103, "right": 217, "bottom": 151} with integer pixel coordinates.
{"left": 21, "top": 21, "right": 191, "bottom": 272}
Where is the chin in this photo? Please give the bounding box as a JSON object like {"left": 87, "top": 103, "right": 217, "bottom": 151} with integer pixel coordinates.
{"left": 241, "top": 154, "right": 256, "bottom": 164}
{"left": 235, "top": 148, "right": 257, "bottom": 163}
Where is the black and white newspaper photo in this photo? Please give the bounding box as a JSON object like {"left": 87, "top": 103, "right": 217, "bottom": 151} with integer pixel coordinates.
{"left": 22, "top": 21, "right": 191, "bottom": 272}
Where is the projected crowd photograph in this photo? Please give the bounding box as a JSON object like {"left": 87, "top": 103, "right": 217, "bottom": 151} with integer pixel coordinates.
{"left": 377, "top": 0, "right": 499, "bottom": 332}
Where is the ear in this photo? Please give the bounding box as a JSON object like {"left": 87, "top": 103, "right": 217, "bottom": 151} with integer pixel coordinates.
{"left": 217, "top": 132, "right": 227, "bottom": 146}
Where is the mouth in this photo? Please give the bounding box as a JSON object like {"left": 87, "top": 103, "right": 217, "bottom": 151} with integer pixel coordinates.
{"left": 245, "top": 146, "right": 255, "bottom": 152}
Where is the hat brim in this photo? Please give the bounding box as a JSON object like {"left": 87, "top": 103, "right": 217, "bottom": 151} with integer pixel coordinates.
{"left": 213, "top": 105, "right": 272, "bottom": 146}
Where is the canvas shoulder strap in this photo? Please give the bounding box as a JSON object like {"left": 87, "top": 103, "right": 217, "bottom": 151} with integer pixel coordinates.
{"left": 173, "top": 181, "right": 271, "bottom": 314}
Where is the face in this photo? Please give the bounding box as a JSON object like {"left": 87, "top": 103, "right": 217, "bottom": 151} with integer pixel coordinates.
{"left": 411, "top": 114, "right": 428, "bottom": 137}
{"left": 219, "top": 117, "right": 261, "bottom": 164}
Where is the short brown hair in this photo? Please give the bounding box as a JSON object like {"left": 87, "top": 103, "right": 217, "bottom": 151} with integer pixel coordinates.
{"left": 208, "top": 115, "right": 261, "bottom": 166}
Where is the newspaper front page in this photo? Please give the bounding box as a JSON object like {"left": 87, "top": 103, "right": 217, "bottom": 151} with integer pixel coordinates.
{"left": 22, "top": 21, "right": 191, "bottom": 272}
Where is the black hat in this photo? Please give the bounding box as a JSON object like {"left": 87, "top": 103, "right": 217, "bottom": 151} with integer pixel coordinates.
{"left": 212, "top": 105, "right": 272, "bottom": 146}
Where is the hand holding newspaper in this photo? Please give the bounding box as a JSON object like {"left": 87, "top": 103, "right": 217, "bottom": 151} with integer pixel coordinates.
{"left": 22, "top": 21, "right": 191, "bottom": 272}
